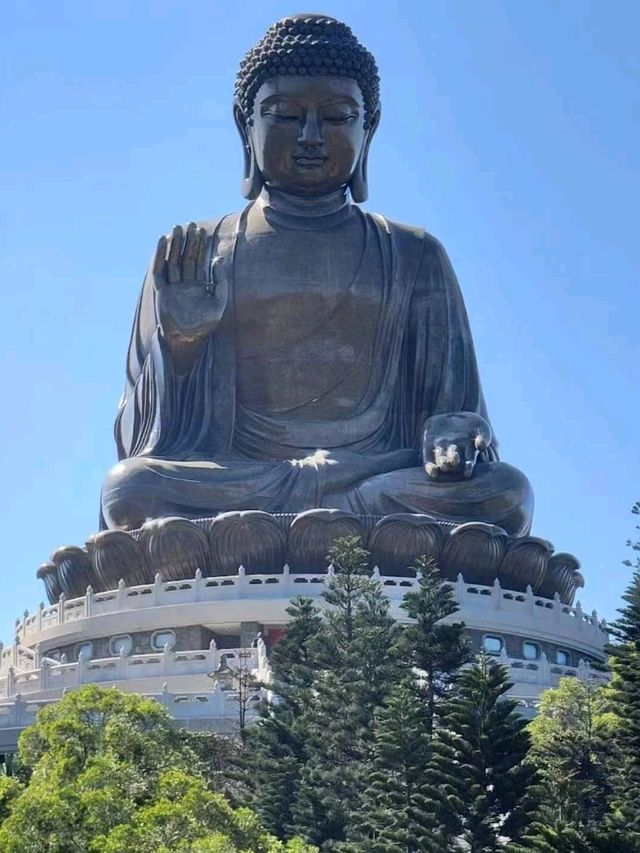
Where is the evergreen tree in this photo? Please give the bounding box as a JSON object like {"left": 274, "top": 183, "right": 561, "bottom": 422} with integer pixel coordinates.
{"left": 291, "top": 537, "right": 402, "bottom": 848}
{"left": 606, "top": 501, "right": 640, "bottom": 843}
{"left": 510, "top": 677, "right": 617, "bottom": 851}
{"left": 248, "top": 597, "right": 322, "bottom": 837}
{"left": 437, "top": 655, "right": 533, "bottom": 852}
{"left": 400, "top": 556, "right": 471, "bottom": 733}
{"left": 351, "top": 679, "right": 441, "bottom": 852}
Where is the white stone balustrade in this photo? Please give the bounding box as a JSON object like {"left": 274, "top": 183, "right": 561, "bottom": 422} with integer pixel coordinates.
{"left": 0, "top": 642, "right": 257, "bottom": 700}
{"left": 9, "top": 570, "right": 608, "bottom": 656}
{"left": 0, "top": 651, "right": 607, "bottom": 741}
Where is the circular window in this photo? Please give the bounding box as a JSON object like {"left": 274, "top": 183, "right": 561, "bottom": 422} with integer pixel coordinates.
{"left": 557, "top": 649, "right": 570, "bottom": 666}
{"left": 523, "top": 641, "right": 540, "bottom": 661}
{"left": 151, "top": 630, "right": 176, "bottom": 651}
{"left": 110, "top": 635, "right": 132, "bottom": 656}
{"left": 76, "top": 641, "right": 94, "bottom": 661}
{"left": 483, "top": 635, "right": 503, "bottom": 655}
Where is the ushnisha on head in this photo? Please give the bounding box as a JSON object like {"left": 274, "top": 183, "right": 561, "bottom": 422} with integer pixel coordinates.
{"left": 233, "top": 14, "right": 381, "bottom": 201}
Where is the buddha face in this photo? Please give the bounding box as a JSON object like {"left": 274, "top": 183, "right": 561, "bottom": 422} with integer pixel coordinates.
{"left": 244, "top": 75, "right": 374, "bottom": 197}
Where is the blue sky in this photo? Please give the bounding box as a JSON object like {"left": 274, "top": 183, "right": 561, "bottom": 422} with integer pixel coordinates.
{"left": 1, "top": 0, "right": 638, "bottom": 642}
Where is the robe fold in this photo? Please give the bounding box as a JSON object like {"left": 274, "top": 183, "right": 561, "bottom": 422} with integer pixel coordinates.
{"left": 102, "top": 208, "right": 534, "bottom": 531}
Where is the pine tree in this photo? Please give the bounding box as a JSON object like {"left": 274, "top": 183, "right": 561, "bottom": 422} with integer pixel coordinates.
{"left": 606, "top": 501, "right": 640, "bottom": 843}
{"left": 437, "top": 655, "right": 533, "bottom": 852}
{"left": 351, "top": 679, "right": 441, "bottom": 852}
{"left": 247, "top": 596, "right": 322, "bottom": 838}
{"left": 291, "top": 537, "right": 402, "bottom": 848}
{"left": 400, "top": 556, "right": 471, "bottom": 734}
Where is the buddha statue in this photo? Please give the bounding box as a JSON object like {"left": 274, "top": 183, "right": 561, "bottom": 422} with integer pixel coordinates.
{"left": 101, "top": 14, "right": 534, "bottom": 537}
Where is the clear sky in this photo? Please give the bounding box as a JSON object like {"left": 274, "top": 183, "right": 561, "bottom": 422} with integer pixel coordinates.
{"left": 1, "top": 1, "right": 638, "bottom": 642}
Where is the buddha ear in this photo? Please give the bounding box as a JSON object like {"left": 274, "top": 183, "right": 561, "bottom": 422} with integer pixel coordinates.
{"left": 234, "top": 102, "right": 264, "bottom": 200}
{"left": 349, "top": 106, "right": 381, "bottom": 204}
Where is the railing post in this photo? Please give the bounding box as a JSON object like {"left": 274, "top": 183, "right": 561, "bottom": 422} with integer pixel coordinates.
{"left": 118, "top": 647, "right": 128, "bottom": 681}
{"left": 39, "top": 659, "right": 49, "bottom": 692}
{"left": 194, "top": 568, "right": 203, "bottom": 602}
{"left": 525, "top": 584, "right": 534, "bottom": 615}
{"left": 237, "top": 564, "right": 246, "bottom": 592}
{"left": 208, "top": 639, "right": 218, "bottom": 671}
{"left": 37, "top": 601, "right": 44, "bottom": 633}
{"left": 553, "top": 591, "right": 562, "bottom": 621}
{"left": 6, "top": 667, "right": 15, "bottom": 698}
{"left": 539, "top": 651, "right": 549, "bottom": 685}
{"left": 84, "top": 585, "right": 94, "bottom": 618}
{"left": 77, "top": 651, "right": 87, "bottom": 686}
{"left": 58, "top": 593, "right": 66, "bottom": 625}
{"left": 34, "top": 644, "right": 41, "bottom": 669}
{"left": 116, "top": 579, "right": 126, "bottom": 610}
{"left": 10, "top": 693, "right": 25, "bottom": 728}
{"left": 491, "top": 578, "right": 502, "bottom": 610}
{"left": 455, "top": 573, "right": 466, "bottom": 604}
{"left": 282, "top": 563, "right": 291, "bottom": 596}
{"left": 162, "top": 644, "right": 173, "bottom": 676}
{"left": 574, "top": 600, "right": 584, "bottom": 631}
{"left": 153, "top": 573, "right": 163, "bottom": 606}
{"left": 11, "top": 641, "right": 18, "bottom": 670}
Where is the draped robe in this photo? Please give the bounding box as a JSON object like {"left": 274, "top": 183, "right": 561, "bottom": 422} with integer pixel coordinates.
{"left": 102, "top": 207, "right": 532, "bottom": 534}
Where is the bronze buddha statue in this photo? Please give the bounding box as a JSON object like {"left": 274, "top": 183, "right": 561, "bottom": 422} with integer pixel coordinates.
{"left": 101, "top": 14, "right": 533, "bottom": 537}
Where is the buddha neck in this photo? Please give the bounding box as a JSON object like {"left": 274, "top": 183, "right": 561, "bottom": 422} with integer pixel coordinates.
{"left": 256, "top": 185, "right": 354, "bottom": 231}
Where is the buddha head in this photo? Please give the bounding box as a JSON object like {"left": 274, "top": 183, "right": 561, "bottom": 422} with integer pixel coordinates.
{"left": 234, "top": 14, "right": 381, "bottom": 202}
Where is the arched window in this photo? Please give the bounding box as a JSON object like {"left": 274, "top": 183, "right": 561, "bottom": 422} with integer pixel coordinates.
{"left": 523, "top": 641, "right": 540, "bottom": 661}
{"left": 75, "top": 641, "right": 94, "bottom": 661}
{"left": 110, "top": 635, "right": 132, "bottom": 656}
{"left": 482, "top": 635, "right": 503, "bottom": 655}
{"left": 151, "top": 630, "right": 176, "bottom": 651}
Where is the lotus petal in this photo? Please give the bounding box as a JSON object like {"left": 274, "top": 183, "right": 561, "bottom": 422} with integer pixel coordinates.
{"left": 368, "top": 513, "right": 445, "bottom": 577}
{"left": 86, "top": 530, "right": 152, "bottom": 590}
{"left": 51, "top": 546, "right": 94, "bottom": 598}
{"left": 287, "top": 509, "right": 367, "bottom": 573}
{"left": 36, "top": 561, "right": 62, "bottom": 604}
{"left": 139, "top": 517, "right": 211, "bottom": 581}
{"left": 209, "top": 511, "right": 286, "bottom": 576}
{"left": 499, "top": 536, "right": 553, "bottom": 593}
{"left": 440, "top": 522, "right": 508, "bottom": 584}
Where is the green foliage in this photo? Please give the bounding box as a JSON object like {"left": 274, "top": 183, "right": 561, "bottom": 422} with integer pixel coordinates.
{"left": 0, "top": 685, "right": 315, "bottom": 853}
{"left": 436, "top": 655, "right": 533, "bottom": 852}
{"left": 399, "top": 556, "right": 470, "bottom": 734}
{"left": 511, "top": 678, "right": 621, "bottom": 851}
{"left": 291, "top": 537, "right": 402, "bottom": 847}
{"left": 351, "top": 679, "right": 440, "bottom": 852}
{"left": 606, "top": 502, "right": 640, "bottom": 841}
{"left": 0, "top": 775, "right": 23, "bottom": 822}
{"left": 248, "top": 597, "right": 323, "bottom": 837}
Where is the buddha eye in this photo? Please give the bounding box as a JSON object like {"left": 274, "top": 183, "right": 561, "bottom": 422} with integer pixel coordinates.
{"left": 323, "top": 114, "right": 357, "bottom": 125}
{"left": 265, "top": 111, "right": 301, "bottom": 123}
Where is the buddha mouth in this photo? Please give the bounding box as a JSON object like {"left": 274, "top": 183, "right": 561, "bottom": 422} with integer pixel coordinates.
{"left": 293, "top": 155, "right": 328, "bottom": 168}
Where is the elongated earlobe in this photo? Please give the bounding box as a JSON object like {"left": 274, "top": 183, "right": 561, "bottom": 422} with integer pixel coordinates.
{"left": 349, "top": 153, "right": 369, "bottom": 203}
{"left": 241, "top": 146, "right": 264, "bottom": 200}
{"left": 349, "top": 106, "right": 381, "bottom": 204}
{"left": 234, "top": 103, "right": 264, "bottom": 200}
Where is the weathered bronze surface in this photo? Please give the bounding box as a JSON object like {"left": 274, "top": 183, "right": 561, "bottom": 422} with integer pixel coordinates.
{"left": 40, "top": 513, "right": 584, "bottom": 605}
{"left": 100, "top": 14, "right": 534, "bottom": 537}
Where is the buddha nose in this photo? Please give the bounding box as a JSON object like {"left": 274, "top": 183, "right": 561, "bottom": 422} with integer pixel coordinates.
{"left": 298, "top": 113, "right": 324, "bottom": 147}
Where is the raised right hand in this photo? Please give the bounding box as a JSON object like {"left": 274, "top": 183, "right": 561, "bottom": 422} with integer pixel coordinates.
{"left": 153, "top": 222, "right": 228, "bottom": 346}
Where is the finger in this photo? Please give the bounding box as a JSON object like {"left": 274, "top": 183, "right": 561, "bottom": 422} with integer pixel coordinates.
{"left": 475, "top": 427, "right": 490, "bottom": 451}
{"left": 195, "top": 227, "right": 208, "bottom": 281}
{"left": 167, "top": 225, "right": 183, "bottom": 283}
{"left": 425, "top": 462, "right": 439, "bottom": 479}
{"left": 152, "top": 235, "right": 167, "bottom": 282}
{"left": 444, "top": 443, "right": 460, "bottom": 469}
{"left": 182, "top": 222, "right": 198, "bottom": 279}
